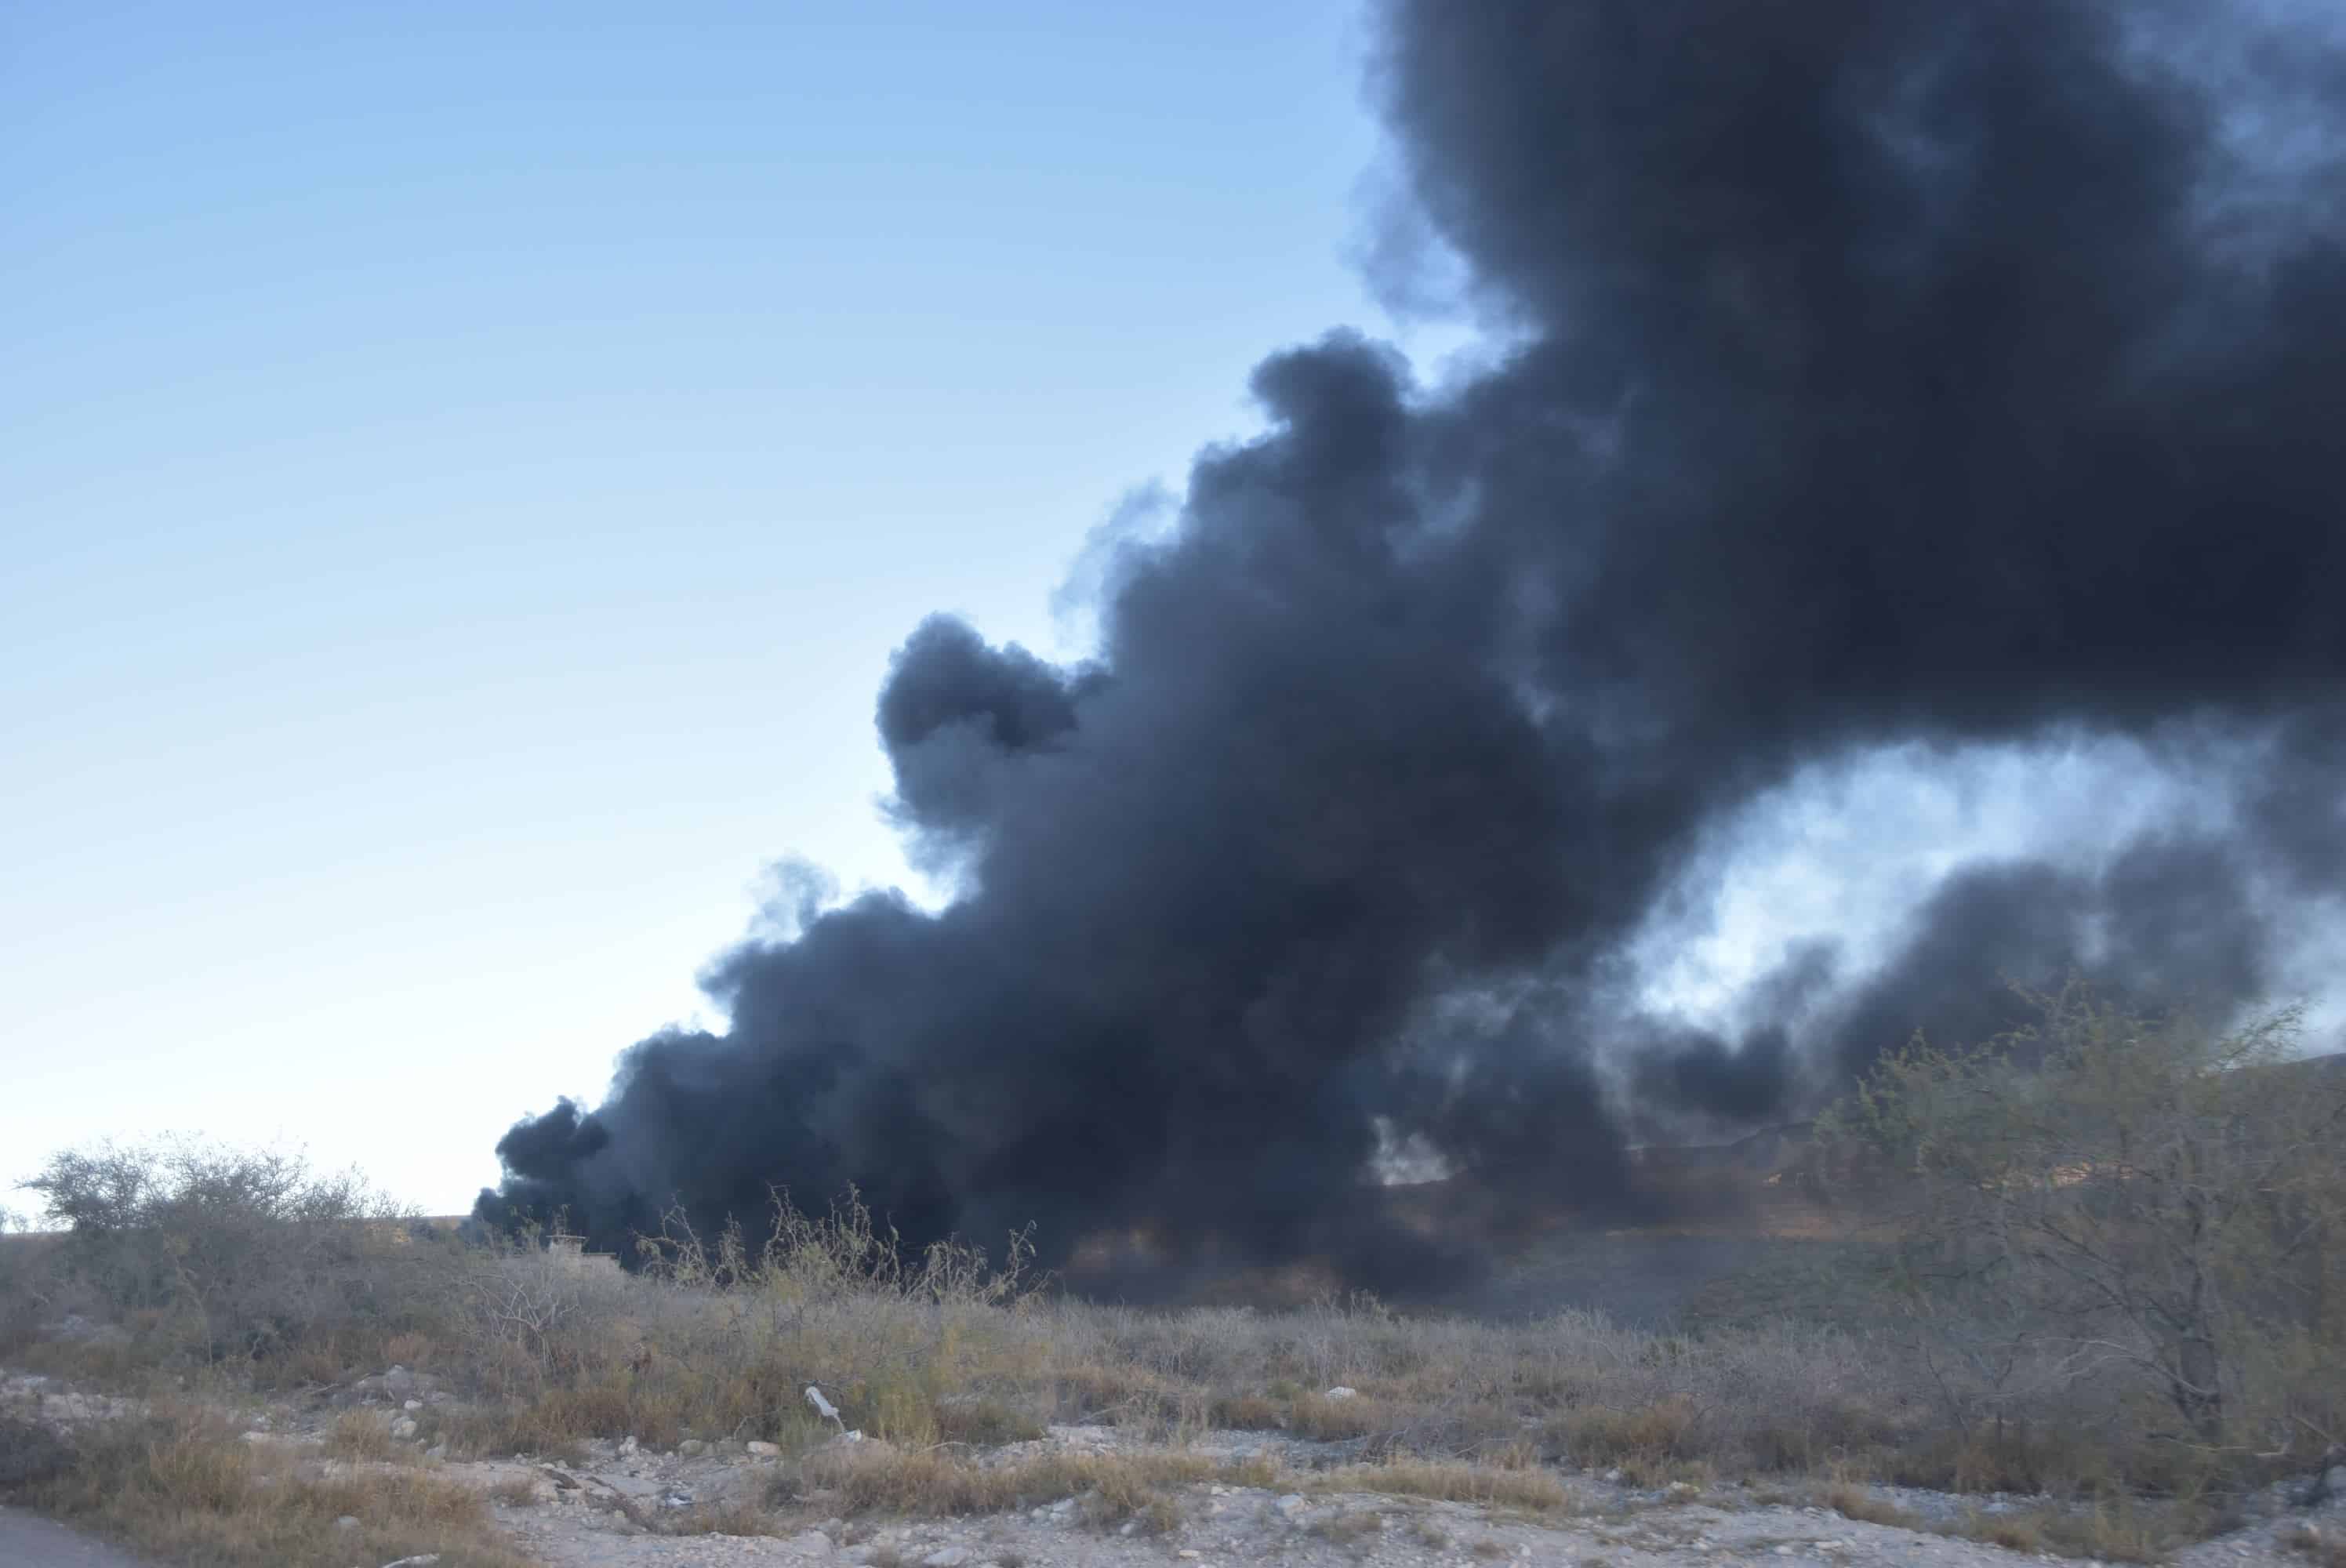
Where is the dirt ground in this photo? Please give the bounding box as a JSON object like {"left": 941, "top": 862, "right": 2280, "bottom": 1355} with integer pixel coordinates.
{"left": 460, "top": 1428, "right": 2346, "bottom": 1568}
{"left": 12, "top": 1367, "right": 2343, "bottom": 1568}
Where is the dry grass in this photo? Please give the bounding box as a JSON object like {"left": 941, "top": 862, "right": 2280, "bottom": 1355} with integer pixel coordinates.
{"left": 1311, "top": 1507, "right": 1386, "bottom": 1546}
{"left": 0, "top": 1188, "right": 2150, "bottom": 1502}
{"left": 2283, "top": 1521, "right": 2346, "bottom": 1567}
{"left": 1288, "top": 1389, "right": 1386, "bottom": 1440}
{"left": 9, "top": 1406, "right": 530, "bottom": 1568}
{"left": 1949, "top": 1497, "right": 2217, "bottom": 1563}
{"left": 13, "top": 1140, "right": 2343, "bottom": 1565}
{"left": 1820, "top": 1479, "right": 1919, "bottom": 1529}
{"left": 1211, "top": 1392, "right": 1284, "bottom": 1429}
{"left": 322, "top": 1408, "right": 406, "bottom": 1462}
{"left": 1307, "top": 1458, "right": 1574, "bottom": 1513}
{"left": 784, "top": 1443, "right": 1266, "bottom": 1526}
{"left": 933, "top": 1397, "right": 1048, "bottom": 1446}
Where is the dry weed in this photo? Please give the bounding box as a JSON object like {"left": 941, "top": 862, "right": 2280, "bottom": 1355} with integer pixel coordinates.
{"left": 323, "top": 1409, "right": 404, "bottom": 1461}
{"left": 786, "top": 1444, "right": 1239, "bottom": 1523}
{"left": 13, "top": 1406, "right": 528, "bottom": 1568}
{"left": 1308, "top": 1459, "right": 1573, "bottom": 1513}
{"left": 1821, "top": 1480, "right": 1919, "bottom": 1528}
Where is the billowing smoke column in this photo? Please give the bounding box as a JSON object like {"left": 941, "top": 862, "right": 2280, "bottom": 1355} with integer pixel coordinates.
{"left": 483, "top": 0, "right": 2346, "bottom": 1284}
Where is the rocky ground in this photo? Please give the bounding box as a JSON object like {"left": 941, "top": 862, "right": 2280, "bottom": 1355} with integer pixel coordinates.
{"left": 7, "top": 1367, "right": 2343, "bottom": 1568}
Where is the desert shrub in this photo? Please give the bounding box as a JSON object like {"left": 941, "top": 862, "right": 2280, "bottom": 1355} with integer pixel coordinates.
{"left": 18, "top": 1138, "right": 463, "bottom": 1367}
{"left": 1821, "top": 983, "right": 2346, "bottom": 1480}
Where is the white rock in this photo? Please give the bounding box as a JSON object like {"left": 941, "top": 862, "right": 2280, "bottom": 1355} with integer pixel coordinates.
{"left": 921, "top": 1548, "right": 971, "bottom": 1567}
{"left": 389, "top": 1417, "right": 419, "bottom": 1439}
{"left": 1276, "top": 1493, "right": 1309, "bottom": 1519}
{"left": 335, "top": 1515, "right": 360, "bottom": 1530}
{"left": 1324, "top": 1386, "right": 1357, "bottom": 1400}
{"left": 618, "top": 1435, "right": 639, "bottom": 1456}
{"left": 746, "top": 1439, "right": 782, "bottom": 1457}
{"left": 403, "top": 1399, "right": 422, "bottom": 1411}
{"left": 679, "top": 1438, "right": 707, "bottom": 1456}
{"left": 786, "top": 1528, "right": 834, "bottom": 1556}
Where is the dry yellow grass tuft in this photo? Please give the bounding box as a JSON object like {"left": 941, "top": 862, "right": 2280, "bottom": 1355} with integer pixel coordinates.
{"left": 16, "top": 1406, "right": 531, "bottom": 1568}
{"left": 1948, "top": 1497, "right": 2214, "bottom": 1563}
{"left": 1307, "top": 1458, "right": 1574, "bottom": 1514}
{"left": 1208, "top": 1392, "right": 1284, "bottom": 1429}
{"left": 1314, "top": 1508, "right": 1388, "bottom": 1544}
{"left": 786, "top": 1443, "right": 1261, "bottom": 1525}
{"left": 1288, "top": 1390, "right": 1386, "bottom": 1441}
{"left": 322, "top": 1408, "right": 408, "bottom": 1462}
{"left": 1821, "top": 1479, "right": 1919, "bottom": 1528}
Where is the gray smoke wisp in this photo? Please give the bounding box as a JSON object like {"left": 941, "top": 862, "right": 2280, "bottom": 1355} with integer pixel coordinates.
{"left": 482, "top": 0, "right": 2346, "bottom": 1289}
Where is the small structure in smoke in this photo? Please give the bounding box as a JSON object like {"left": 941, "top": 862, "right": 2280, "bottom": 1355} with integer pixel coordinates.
{"left": 546, "top": 1232, "right": 620, "bottom": 1278}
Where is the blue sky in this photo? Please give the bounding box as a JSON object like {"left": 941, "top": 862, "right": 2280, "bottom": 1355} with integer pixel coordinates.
{"left": 2, "top": 0, "right": 1421, "bottom": 1214}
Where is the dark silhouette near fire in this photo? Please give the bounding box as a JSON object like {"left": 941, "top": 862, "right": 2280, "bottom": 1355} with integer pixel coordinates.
{"left": 483, "top": 0, "right": 2346, "bottom": 1285}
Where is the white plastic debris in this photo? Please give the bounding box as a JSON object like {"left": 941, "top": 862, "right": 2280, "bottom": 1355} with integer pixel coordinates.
{"left": 804, "top": 1383, "right": 847, "bottom": 1433}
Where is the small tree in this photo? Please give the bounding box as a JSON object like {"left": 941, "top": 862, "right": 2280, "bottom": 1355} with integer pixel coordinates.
{"left": 1821, "top": 984, "right": 2346, "bottom": 1453}
{"left": 23, "top": 1138, "right": 421, "bottom": 1362}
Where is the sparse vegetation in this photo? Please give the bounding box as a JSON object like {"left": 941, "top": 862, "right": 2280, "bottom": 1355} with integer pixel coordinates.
{"left": 1821, "top": 1478, "right": 1919, "bottom": 1528}
{"left": 1820, "top": 983, "right": 2346, "bottom": 1479}
{"left": 18, "top": 1137, "right": 447, "bottom": 1367}
{"left": 7, "top": 1404, "right": 529, "bottom": 1567}
{"left": 5, "top": 996, "right": 2342, "bottom": 1566}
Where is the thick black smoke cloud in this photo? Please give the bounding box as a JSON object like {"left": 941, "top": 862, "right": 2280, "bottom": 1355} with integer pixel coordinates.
{"left": 484, "top": 0, "right": 2346, "bottom": 1284}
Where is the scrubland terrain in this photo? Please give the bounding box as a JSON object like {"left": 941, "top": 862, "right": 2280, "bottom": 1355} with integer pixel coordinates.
{"left": 5, "top": 993, "right": 2345, "bottom": 1568}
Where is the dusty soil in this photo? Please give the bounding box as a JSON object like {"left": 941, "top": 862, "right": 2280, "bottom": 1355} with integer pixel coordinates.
{"left": 11, "top": 1368, "right": 2342, "bottom": 1568}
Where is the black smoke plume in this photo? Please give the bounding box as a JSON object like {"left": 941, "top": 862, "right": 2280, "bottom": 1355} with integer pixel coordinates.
{"left": 483, "top": 0, "right": 2346, "bottom": 1287}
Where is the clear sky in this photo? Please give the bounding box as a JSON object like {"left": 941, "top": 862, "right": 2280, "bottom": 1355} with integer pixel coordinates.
{"left": 2, "top": 0, "right": 1413, "bottom": 1214}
